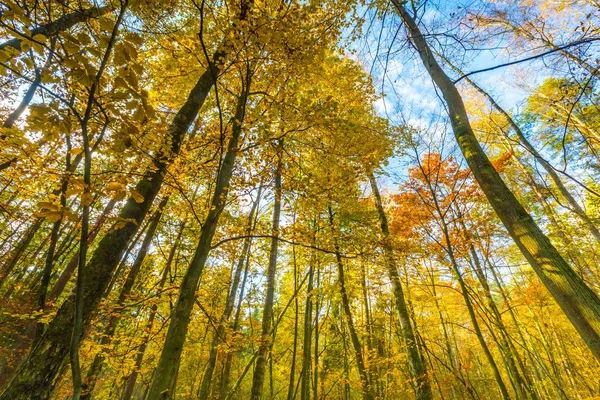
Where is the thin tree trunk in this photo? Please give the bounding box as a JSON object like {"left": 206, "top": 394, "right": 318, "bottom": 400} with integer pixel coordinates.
{"left": 147, "top": 74, "right": 252, "bottom": 399}
{"left": 0, "top": 114, "right": 107, "bottom": 289}
{"left": 0, "top": 218, "right": 43, "bottom": 285}
{"left": 287, "top": 243, "right": 299, "bottom": 400}
{"left": 466, "top": 246, "right": 535, "bottom": 399}
{"left": 198, "top": 185, "right": 262, "bottom": 399}
{"left": 219, "top": 195, "right": 262, "bottom": 398}
{"left": 120, "top": 219, "right": 186, "bottom": 400}
{"left": 393, "top": 1, "right": 600, "bottom": 361}
{"left": 70, "top": 5, "right": 127, "bottom": 396}
{"left": 328, "top": 207, "right": 374, "bottom": 400}
{"left": 250, "top": 139, "right": 283, "bottom": 400}
{"left": 440, "top": 225, "right": 511, "bottom": 400}
{"left": 503, "top": 139, "right": 597, "bottom": 283}
{"left": 36, "top": 170, "right": 68, "bottom": 338}
{"left": 300, "top": 246, "right": 315, "bottom": 400}
{"left": 369, "top": 173, "right": 432, "bottom": 399}
{"left": 0, "top": 40, "right": 55, "bottom": 171}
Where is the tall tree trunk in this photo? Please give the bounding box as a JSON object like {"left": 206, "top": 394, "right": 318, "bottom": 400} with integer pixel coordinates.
{"left": 369, "top": 173, "right": 432, "bottom": 399}
{"left": 81, "top": 197, "right": 168, "bottom": 399}
{"left": 300, "top": 245, "right": 315, "bottom": 400}
{"left": 287, "top": 243, "right": 299, "bottom": 400}
{"left": 70, "top": 5, "right": 127, "bottom": 396}
{"left": 438, "top": 221, "right": 511, "bottom": 400}
{"left": 120, "top": 219, "right": 186, "bottom": 400}
{"left": 198, "top": 185, "right": 262, "bottom": 399}
{"left": 250, "top": 139, "right": 283, "bottom": 400}
{"left": 313, "top": 267, "right": 321, "bottom": 399}
{"left": 393, "top": 1, "right": 600, "bottom": 361}
{"left": 328, "top": 207, "right": 374, "bottom": 400}
{"left": 219, "top": 233, "right": 254, "bottom": 399}
{"left": 466, "top": 245, "right": 535, "bottom": 399}
{"left": 147, "top": 75, "right": 251, "bottom": 399}
{"left": 219, "top": 191, "right": 262, "bottom": 398}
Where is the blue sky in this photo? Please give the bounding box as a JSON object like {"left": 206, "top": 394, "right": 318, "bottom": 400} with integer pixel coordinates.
{"left": 344, "top": 0, "right": 598, "bottom": 192}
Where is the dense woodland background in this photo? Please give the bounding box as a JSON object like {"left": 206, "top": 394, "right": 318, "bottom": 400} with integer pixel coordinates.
{"left": 1, "top": 0, "right": 600, "bottom": 399}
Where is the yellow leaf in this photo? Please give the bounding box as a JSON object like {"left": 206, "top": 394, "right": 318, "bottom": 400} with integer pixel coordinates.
{"left": 106, "top": 181, "right": 124, "bottom": 192}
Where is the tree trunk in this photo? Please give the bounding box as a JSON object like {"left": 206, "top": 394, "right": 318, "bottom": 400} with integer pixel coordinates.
{"left": 250, "top": 139, "right": 283, "bottom": 400}
{"left": 219, "top": 197, "right": 260, "bottom": 398}
{"left": 147, "top": 76, "right": 251, "bottom": 399}
{"left": 287, "top": 243, "right": 299, "bottom": 400}
{"left": 438, "top": 219, "right": 511, "bottom": 399}
{"left": 328, "top": 207, "right": 374, "bottom": 400}
{"left": 368, "top": 173, "right": 432, "bottom": 399}
{"left": 393, "top": 1, "right": 600, "bottom": 362}
{"left": 81, "top": 197, "right": 168, "bottom": 399}
{"left": 120, "top": 219, "right": 185, "bottom": 400}
{"left": 0, "top": 218, "right": 43, "bottom": 285}
{"left": 198, "top": 185, "right": 262, "bottom": 399}
{"left": 300, "top": 246, "right": 315, "bottom": 400}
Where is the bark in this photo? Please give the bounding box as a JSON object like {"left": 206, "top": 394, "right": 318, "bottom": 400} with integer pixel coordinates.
{"left": 147, "top": 77, "right": 251, "bottom": 399}
{"left": 198, "top": 185, "right": 262, "bottom": 399}
{"left": 120, "top": 220, "right": 185, "bottom": 400}
{"left": 369, "top": 173, "right": 432, "bottom": 400}
{"left": 328, "top": 207, "right": 374, "bottom": 400}
{"left": 300, "top": 248, "right": 315, "bottom": 400}
{"left": 250, "top": 140, "right": 283, "bottom": 400}
{"left": 80, "top": 197, "right": 168, "bottom": 399}
{"left": 46, "top": 198, "right": 118, "bottom": 304}
{"left": 393, "top": 1, "right": 600, "bottom": 362}
{"left": 287, "top": 244, "right": 299, "bottom": 400}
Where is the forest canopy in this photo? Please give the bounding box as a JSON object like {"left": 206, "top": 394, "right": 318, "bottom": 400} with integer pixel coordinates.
{"left": 1, "top": 0, "right": 600, "bottom": 399}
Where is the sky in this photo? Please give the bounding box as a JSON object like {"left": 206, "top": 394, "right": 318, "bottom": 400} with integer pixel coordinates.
{"left": 343, "top": 0, "right": 599, "bottom": 193}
